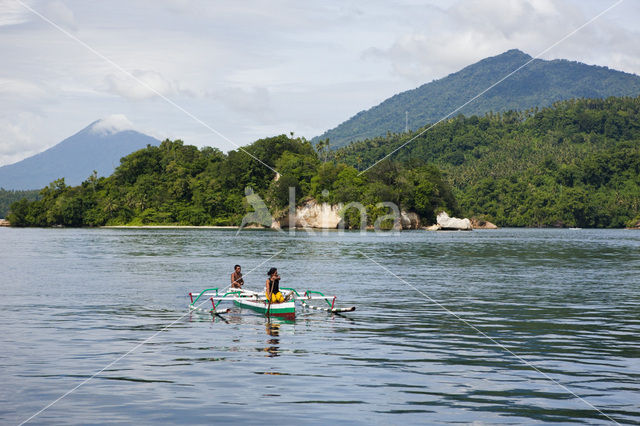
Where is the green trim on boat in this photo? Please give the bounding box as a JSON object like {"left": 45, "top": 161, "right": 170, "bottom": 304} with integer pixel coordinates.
{"left": 190, "top": 288, "right": 219, "bottom": 306}
{"left": 215, "top": 291, "right": 243, "bottom": 308}
{"left": 233, "top": 299, "right": 295, "bottom": 317}
{"left": 305, "top": 290, "right": 333, "bottom": 307}
{"left": 280, "top": 287, "right": 301, "bottom": 297}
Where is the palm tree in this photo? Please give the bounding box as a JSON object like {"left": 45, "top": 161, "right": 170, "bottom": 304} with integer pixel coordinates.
{"left": 315, "top": 139, "right": 330, "bottom": 163}
{"left": 103, "top": 198, "right": 118, "bottom": 218}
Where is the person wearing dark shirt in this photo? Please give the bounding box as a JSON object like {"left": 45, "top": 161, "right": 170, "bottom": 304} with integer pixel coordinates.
{"left": 265, "top": 267, "right": 284, "bottom": 303}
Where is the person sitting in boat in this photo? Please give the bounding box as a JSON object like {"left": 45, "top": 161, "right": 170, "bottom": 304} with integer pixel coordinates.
{"left": 231, "top": 264, "right": 244, "bottom": 289}
{"left": 266, "top": 267, "right": 284, "bottom": 303}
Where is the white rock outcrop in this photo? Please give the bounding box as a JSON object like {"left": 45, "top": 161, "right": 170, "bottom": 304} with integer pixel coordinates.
{"left": 297, "top": 200, "right": 342, "bottom": 228}
{"left": 274, "top": 200, "right": 343, "bottom": 229}
{"left": 271, "top": 199, "right": 424, "bottom": 230}
{"left": 436, "top": 211, "right": 472, "bottom": 231}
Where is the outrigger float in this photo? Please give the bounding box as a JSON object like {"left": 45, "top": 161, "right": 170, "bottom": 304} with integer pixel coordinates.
{"left": 188, "top": 287, "right": 356, "bottom": 319}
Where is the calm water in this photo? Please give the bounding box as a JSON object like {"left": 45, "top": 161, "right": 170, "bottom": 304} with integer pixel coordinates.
{"left": 0, "top": 228, "right": 638, "bottom": 425}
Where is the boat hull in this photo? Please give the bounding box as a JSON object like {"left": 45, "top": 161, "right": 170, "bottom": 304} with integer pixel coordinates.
{"left": 233, "top": 298, "right": 295, "bottom": 319}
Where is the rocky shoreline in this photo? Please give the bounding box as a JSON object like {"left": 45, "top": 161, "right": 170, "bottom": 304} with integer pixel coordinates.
{"left": 470, "top": 217, "right": 499, "bottom": 229}
{"left": 267, "top": 200, "right": 498, "bottom": 231}
{"left": 102, "top": 225, "right": 238, "bottom": 229}
{"left": 270, "top": 200, "right": 437, "bottom": 231}
{"left": 627, "top": 220, "right": 640, "bottom": 230}
{"left": 6, "top": 216, "right": 639, "bottom": 230}
{"left": 98, "top": 202, "right": 499, "bottom": 231}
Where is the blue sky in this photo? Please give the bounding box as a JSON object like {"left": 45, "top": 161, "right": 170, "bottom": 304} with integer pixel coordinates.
{"left": 1, "top": 0, "right": 639, "bottom": 166}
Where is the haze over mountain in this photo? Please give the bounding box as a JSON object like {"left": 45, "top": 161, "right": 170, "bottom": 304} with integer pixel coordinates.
{"left": 0, "top": 116, "right": 160, "bottom": 190}
{"left": 313, "top": 49, "right": 640, "bottom": 149}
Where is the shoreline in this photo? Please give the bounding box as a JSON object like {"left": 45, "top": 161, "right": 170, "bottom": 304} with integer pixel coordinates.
{"left": 101, "top": 225, "right": 240, "bottom": 229}
{"left": 0, "top": 221, "right": 636, "bottom": 230}
{"left": 97, "top": 225, "right": 639, "bottom": 230}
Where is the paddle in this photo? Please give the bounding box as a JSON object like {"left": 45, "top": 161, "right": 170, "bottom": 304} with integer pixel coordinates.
{"left": 266, "top": 279, "right": 271, "bottom": 317}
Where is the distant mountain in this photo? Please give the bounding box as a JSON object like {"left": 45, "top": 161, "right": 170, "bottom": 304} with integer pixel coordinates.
{"left": 0, "top": 119, "right": 160, "bottom": 190}
{"left": 313, "top": 49, "right": 640, "bottom": 149}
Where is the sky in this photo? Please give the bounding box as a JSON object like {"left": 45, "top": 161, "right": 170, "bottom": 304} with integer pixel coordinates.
{"left": 1, "top": 0, "right": 639, "bottom": 166}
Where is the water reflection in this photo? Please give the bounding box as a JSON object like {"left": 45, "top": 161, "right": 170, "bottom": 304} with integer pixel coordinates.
{"left": 188, "top": 309, "right": 229, "bottom": 324}
{"left": 264, "top": 321, "right": 280, "bottom": 357}
{"left": 2, "top": 228, "right": 639, "bottom": 424}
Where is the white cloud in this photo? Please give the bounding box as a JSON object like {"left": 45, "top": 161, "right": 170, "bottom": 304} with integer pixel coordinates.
{"left": 364, "top": 0, "right": 640, "bottom": 83}
{"left": 90, "top": 114, "right": 135, "bottom": 135}
{"left": 105, "top": 69, "right": 179, "bottom": 100}
{"left": 0, "top": 77, "right": 47, "bottom": 100}
{"left": 0, "top": 0, "right": 32, "bottom": 27}
{"left": 0, "top": 112, "right": 45, "bottom": 166}
{"left": 44, "top": 0, "right": 77, "bottom": 32}
{"left": 211, "top": 86, "right": 272, "bottom": 117}
{"left": 0, "top": 0, "right": 76, "bottom": 30}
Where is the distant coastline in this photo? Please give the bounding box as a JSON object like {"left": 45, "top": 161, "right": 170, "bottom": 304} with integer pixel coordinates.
{"left": 101, "top": 225, "right": 239, "bottom": 229}
{"left": 1, "top": 222, "right": 638, "bottom": 230}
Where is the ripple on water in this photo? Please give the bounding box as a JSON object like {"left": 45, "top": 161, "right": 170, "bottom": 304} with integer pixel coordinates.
{"left": 0, "top": 228, "right": 638, "bottom": 424}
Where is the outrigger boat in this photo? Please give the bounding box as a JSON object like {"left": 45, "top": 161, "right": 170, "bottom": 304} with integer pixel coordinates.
{"left": 188, "top": 287, "right": 356, "bottom": 319}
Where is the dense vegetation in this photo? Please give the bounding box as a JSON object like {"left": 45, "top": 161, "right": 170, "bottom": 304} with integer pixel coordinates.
{"left": 7, "top": 135, "right": 457, "bottom": 228}
{"left": 313, "top": 49, "right": 640, "bottom": 149}
{"left": 0, "top": 189, "right": 39, "bottom": 218}
{"left": 334, "top": 96, "right": 640, "bottom": 228}
{"left": 8, "top": 96, "right": 640, "bottom": 229}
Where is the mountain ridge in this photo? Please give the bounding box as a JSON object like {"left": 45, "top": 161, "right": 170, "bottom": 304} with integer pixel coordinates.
{"left": 312, "top": 49, "right": 640, "bottom": 148}
{"left": 0, "top": 119, "right": 160, "bottom": 190}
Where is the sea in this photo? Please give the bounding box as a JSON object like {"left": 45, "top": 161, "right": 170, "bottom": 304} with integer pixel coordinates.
{"left": 0, "top": 227, "right": 638, "bottom": 424}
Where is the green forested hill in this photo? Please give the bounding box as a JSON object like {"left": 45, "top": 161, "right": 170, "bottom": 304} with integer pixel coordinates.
{"left": 313, "top": 49, "right": 640, "bottom": 149}
{"left": 6, "top": 136, "right": 457, "bottom": 228}
{"left": 0, "top": 189, "right": 39, "bottom": 218}
{"left": 334, "top": 96, "right": 640, "bottom": 227}
{"left": 8, "top": 97, "right": 640, "bottom": 229}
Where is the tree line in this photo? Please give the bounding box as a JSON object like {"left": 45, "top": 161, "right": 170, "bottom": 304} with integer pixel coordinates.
{"left": 7, "top": 135, "right": 457, "bottom": 227}
{"left": 0, "top": 189, "right": 39, "bottom": 218}
{"left": 7, "top": 96, "right": 640, "bottom": 228}
{"left": 333, "top": 96, "right": 640, "bottom": 228}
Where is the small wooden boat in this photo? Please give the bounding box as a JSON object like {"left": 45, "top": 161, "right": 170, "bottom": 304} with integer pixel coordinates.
{"left": 188, "top": 287, "right": 355, "bottom": 319}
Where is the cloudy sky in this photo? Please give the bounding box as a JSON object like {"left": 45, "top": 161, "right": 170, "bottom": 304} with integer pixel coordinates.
{"left": 1, "top": 0, "right": 639, "bottom": 166}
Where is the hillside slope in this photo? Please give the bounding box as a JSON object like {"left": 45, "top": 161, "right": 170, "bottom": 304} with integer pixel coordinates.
{"left": 313, "top": 49, "right": 640, "bottom": 149}
{"left": 334, "top": 96, "right": 640, "bottom": 227}
{"left": 0, "top": 120, "right": 160, "bottom": 190}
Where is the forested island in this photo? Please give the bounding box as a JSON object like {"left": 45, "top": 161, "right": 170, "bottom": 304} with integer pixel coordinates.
{"left": 6, "top": 134, "right": 457, "bottom": 228}
{"left": 6, "top": 96, "right": 640, "bottom": 228}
